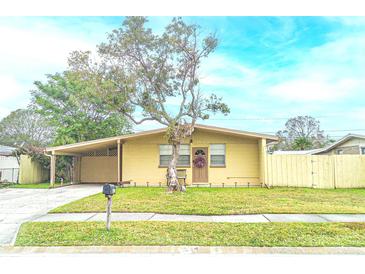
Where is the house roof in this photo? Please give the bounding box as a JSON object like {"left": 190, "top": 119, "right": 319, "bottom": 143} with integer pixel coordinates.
{"left": 312, "top": 133, "right": 365, "bottom": 155}
{"left": 45, "top": 124, "right": 278, "bottom": 154}
{"left": 272, "top": 148, "right": 323, "bottom": 155}
{"left": 0, "top": 145, "right": 16, "bottom": 156}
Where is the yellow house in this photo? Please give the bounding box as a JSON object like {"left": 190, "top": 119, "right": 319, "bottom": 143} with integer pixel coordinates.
{"left": 45, "top": 124, "right": 278, "bottom": 186}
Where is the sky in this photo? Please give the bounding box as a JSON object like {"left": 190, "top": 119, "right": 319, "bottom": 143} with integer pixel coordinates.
{"left": 0, "top": 16, "right": 365, "bottom": 139}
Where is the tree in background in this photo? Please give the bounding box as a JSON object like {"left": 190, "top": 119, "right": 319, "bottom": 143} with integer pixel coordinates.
{"left": 291, "top": 137, "right": 314, "bottom": 150}
{"left": 0, "top": 108, "right": 54, "bottom": 147}
{"left": 275, "top": 116, "right": 330, "bottom": 151}
{"left": 32, "top": 71, "right": 131, "bottom": 145}
{"left": 0, "top": 108, "right": 54, "bottom": 169}
{"left": 31, "top": 71, "right": 132, "bottom": 182}
{"left": 68, "top": 17, "right": 230, "bottom": 192}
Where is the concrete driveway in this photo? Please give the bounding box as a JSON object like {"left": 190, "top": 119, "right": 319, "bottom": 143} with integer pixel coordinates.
{"left": 0, "top": 184, "right": 101, "bottom": 246}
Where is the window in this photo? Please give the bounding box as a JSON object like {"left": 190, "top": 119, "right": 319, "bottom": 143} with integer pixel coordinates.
{"left": 159, "top": 144, "right": 190, "bottom": 166}
{"left": 361, "top": 147, "right": 365, "bottom": 155}
{"left": 336, "top": 149, "right": 343, "bottom": 155}
{"left": 210, "top": 144, "right": 226, "bottom": 166}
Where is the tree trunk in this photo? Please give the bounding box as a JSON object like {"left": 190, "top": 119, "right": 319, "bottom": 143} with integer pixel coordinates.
{"left": 167, "top": 143, "right": 183, "bottom": 192}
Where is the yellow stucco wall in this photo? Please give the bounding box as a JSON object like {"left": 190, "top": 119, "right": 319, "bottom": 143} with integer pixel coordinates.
{"left": 121, "top": 129, "right": 260, "bottom": 186}
{"left": 81, "top": 156, "right": 118, "bottom": 183}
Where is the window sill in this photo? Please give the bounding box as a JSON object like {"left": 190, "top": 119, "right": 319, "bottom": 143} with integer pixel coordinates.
{"left": 159, "top": 165, "right": 191, "bottom": 168}
{"left": 210, "top": 165, "right": 226, "bottom": 168}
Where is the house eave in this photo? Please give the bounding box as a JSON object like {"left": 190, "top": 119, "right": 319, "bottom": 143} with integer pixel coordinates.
{"left": 46, "top": 124, "right": 278, "bottom": 154}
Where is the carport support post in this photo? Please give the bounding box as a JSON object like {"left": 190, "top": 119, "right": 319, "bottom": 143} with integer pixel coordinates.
{"left": 50, "top": 152, "right": 56, "bottom": 187}
{"left": 117, "top": 139, "right": 121, "bottom": 184}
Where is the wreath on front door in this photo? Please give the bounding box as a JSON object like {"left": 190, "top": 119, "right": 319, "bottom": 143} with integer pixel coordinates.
{"left": 193, "top": 155, "right": 206, "bottom": 168}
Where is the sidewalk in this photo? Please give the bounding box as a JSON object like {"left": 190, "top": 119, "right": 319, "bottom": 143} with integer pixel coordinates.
{"left": 33, "top": 212, "right": 365, "bottom": 223}
{"left": 2, "top": 245, "right": 365, "bottom": 254}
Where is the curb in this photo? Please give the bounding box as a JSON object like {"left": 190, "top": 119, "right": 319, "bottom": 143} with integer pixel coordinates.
{"left": 1, "top": 246, "right": 365, "bottom": 255}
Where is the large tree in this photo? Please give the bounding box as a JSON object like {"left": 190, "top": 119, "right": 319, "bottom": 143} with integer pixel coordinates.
{"left": 0, "top": 108, "right": 54, "bottom": 167}
{"left": 31, "top": 71, "right": 132, "bottom": 145}
{"left": 68, "top": 17, "right": 230, "bottom": 192}
{"left": 275, "top": 116, "right": 330, "bottom": 151}
{"left": 31, "top": 71, "right": 132, "bottom": 182}
{"left": 0, "top": 108, "right": 54, "bottom": 147}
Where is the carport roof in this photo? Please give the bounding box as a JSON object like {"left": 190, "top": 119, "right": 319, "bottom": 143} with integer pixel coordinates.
{"left": 45, "top": 124, "right": 278, "bottom": 155}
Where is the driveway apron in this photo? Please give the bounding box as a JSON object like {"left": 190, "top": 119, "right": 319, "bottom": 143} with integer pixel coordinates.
{"left": 0, "top": 185, "right": 101, "bottom": 245}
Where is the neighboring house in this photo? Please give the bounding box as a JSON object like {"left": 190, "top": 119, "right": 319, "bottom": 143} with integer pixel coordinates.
{"left": 0, "top": 145, "right": 19, "bottom": 183}
{"left": 272, "top": 134, "right": 365, "bottom": 156}
{"left": 45, "top": 124, "right": 278, "bottom": 186}
{"left": 314, "top": 134, "right": 365, "bottom": 155}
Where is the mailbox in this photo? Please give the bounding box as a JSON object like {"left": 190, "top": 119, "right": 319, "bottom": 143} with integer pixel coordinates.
{"left": 103, "top": 184, "right": 116, "bottom": 196}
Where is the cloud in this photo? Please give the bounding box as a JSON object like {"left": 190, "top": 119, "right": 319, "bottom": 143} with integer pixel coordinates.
{"left": 326, "top": 17, "right": 365, "bottom": 27}
{"left": 348, "top": 108, "right": 365, "bottom": 124}
{"left": 0, "top": 23, "right": 95, "bottom": 77}
{"left": 264, "top": 34, "right": 365, "bottom": 102}
{"left": 0, "top": 18, "right": 105, "bottom": 119}
{"left": 200, "top": 54, "right": 261, "bottom": 89}
{"left": 268, "top": 77, "right": 358, "bottom": 101}
{"left": 0, "top": 75, "right": 25, "bottom": 100}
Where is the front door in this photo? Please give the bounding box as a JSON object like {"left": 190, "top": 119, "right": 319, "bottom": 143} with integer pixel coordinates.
{"left": 192, "top": 147, "right": 208, "bottom": 183}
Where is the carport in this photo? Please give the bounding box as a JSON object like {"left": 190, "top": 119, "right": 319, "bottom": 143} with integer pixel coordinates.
{"left": 45, "top": 128, "right": 165, "bottom": 186}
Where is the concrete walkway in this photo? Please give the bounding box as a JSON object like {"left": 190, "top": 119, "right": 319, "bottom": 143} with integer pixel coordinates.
{"left": 33, "top": 212, "right": 365, "bottom": 223}
{"left": 0, "top": 184, "right": 101, "bottom": 246}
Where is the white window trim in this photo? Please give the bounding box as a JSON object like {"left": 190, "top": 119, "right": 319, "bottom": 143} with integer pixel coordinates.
{"left": 210, "top": 144, "right": 226, "bottom": 167}
{"left": 159, "top": 144, "right": 191, "bottom": 167}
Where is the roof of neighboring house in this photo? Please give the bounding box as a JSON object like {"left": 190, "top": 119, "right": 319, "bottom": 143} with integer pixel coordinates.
{"left": 312, "top": 133, "right": 365, "bottom": 155}
{"left": 272, "top": 148, "right": 323, "bottom": 155}
{"left": 46, "top": 124, "right": 278, "bottom": 154}
{"left": 0, "top": 145, "right": 16, "bottom": 156}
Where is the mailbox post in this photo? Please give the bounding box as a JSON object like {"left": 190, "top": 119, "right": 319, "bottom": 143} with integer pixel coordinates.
{"left": 102, "top": 184, "right": 116, "bottom": 231}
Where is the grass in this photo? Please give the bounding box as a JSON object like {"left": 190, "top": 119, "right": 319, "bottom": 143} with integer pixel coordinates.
{"left": 9, "top": 183, "right": 62, "bottom": 189}
{"left": 15, "top": 221, "right": 365, "bottom": 247}
{"left": 51, "top": 187, "right": 365, "bottom": 214}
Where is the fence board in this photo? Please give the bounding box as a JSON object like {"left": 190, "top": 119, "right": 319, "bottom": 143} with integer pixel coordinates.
{"left": 19, "top": 155, "right": 49, "bottom": 184}
{"left": 267, "top": 155, "right": 365, "bottom": 189}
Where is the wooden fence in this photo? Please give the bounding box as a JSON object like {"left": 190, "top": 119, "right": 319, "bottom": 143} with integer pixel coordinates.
{"left": 19, "top": 155, "right": 49, "bottom": 184}
{"left": 266, "top": 155, "right": 365, "bottom": 188}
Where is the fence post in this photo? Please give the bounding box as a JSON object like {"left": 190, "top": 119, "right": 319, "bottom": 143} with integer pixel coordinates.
{"left": 311, "top": 156, "right": 315, "bottom": 188}
{"left": 333, "top": 156, "right": 337, "bottom": 189}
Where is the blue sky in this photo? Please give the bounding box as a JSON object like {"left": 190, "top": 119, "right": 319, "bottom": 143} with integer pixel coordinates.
{"left": 1, "top": 16, "right": 365, "bottom": 138}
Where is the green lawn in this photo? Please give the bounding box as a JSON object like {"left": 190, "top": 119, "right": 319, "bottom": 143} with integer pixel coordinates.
{"left": 51, "top": 187, "right": 365, "bottom": 214}
{"left": 10, "top": 183, "right": 62, "bottom": 189}
{"left": 15, "top": 221, "right": 365, "bottom": 247}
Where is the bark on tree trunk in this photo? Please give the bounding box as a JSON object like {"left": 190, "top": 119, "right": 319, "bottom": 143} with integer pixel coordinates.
{"left": 166, "top": 123, "right": 194, "bottom": 192}
{"left": 167, "top": 143, "right": 183, "bottom": 192}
